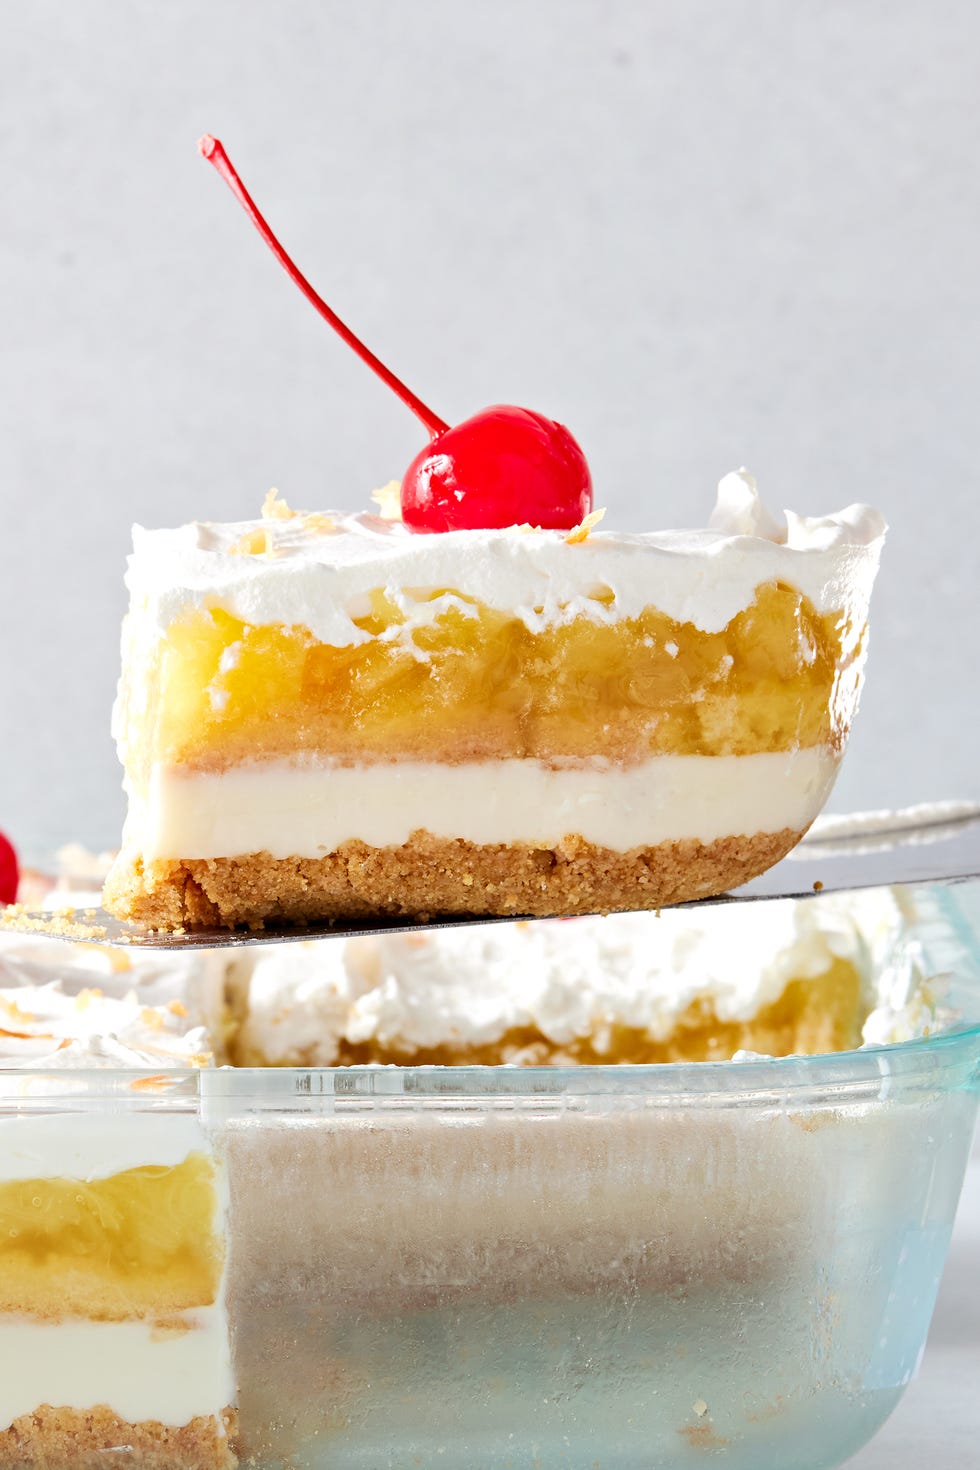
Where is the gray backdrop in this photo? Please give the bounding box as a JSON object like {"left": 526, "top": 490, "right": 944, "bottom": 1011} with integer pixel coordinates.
{"left": 2, "top": 0, "right": 978, "bottom": 861}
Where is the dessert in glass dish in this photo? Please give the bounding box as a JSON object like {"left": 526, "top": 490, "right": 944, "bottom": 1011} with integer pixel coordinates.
{"left": 0, "top": 854, "right": 974, "bottom": 1470}
{"left": 100, "top": 138, "right": 884, "bottom": 931}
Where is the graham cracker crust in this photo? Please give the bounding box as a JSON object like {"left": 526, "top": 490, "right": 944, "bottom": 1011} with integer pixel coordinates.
{"left": 103, "top": 827, "right": 803, "bottom": 931}
{"left": 0, "top": 1405, "right": 237, "bottom": 1469}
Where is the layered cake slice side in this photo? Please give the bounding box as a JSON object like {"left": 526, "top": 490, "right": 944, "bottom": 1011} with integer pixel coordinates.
{"left": 104, "top": 474, "right": 884, "bottom": 930}
{"left": 0, "top": 991, "right": 236, "bottom": 1469}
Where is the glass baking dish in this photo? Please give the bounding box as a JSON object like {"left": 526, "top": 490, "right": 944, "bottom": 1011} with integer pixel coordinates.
{"left": 1, "top": 882, "right": 979, "bottom": 1470}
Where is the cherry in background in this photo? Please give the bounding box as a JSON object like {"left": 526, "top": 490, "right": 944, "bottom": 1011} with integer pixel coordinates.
{"left": 0, "top": 830, "right": 18, "bottom": 906}
{"left": 198, "top": 136, "right": 592, "bottom": 533}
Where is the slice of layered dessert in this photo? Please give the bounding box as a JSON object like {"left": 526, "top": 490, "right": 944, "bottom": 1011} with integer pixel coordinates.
{"left": 101, "top": 136, "right": 884, "bottom": 929}
{"left": 104, "top": 473, "right": 884, "bottom": 929}
{"left": 230, "top": 886, "right": 945, "bottom": 1067}
{"left": 0, "top": 986, "right": 235, "bottom": 1468}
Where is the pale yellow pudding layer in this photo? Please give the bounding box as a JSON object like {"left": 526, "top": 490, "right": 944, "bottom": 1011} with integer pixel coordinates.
{"left": 0, "top": 1154, "right": 224, "bottom": 1321}
{"left": 115, "top": 583, "right": 862, "bottom": 784}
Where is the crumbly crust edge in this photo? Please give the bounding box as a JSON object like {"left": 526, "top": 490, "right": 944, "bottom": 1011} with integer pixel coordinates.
{"left": 103, "top": 828, "right": 804, "bottom": 931}
{"left": 0, "top": 1405, "right": 237, "bottom": 1470}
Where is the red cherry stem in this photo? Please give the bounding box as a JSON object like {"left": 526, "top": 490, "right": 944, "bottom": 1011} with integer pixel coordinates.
{"left": 198, "top": 135, "right": 449, "bottom": 439}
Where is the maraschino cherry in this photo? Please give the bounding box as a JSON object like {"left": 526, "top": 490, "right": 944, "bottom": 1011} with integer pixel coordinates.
{"left": 0, "top": 830, "right": 19, "bottom": 907}
{"left": 198, "top": 136, "right": 592, "bottom": 532}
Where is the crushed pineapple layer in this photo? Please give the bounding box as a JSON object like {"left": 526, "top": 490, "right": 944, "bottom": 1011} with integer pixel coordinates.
{"left": 118, "top": 582, "right": 863, "bottom": 782}
{"left": 236, "top": 957, "right": 865, "bottom": 1067}
{"left": 0, "top": 1153, "right": 223, "bottom": 1321}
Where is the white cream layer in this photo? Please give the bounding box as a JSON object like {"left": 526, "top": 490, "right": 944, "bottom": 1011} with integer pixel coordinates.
{"left": 0, "top": 1310, "right": 234, "bottom": 1431}
{"left": 131, "top": 747, "right": 839, "bottom": 861}
{"left": 0, "top": 1112, "right": 208, "bottom": 1184}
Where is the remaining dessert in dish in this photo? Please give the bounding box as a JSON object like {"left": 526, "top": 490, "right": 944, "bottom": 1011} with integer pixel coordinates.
{"left": 231, "top": 887, "right": 945, "bottom": 1067}
{"left": 0, "top": 985, "right": 235, "bottom": 1468}
{"left": 104, "top": 474, "right": 884, "bottom": 929}
{"left": 221, "top": 1019, "right": 977, "bottom": 1470}
{"left": 0, "top": 854, "right": 960, "bottom": 1469}
{"left": 218, "top": 889, "right": 968, "bottom": 1469}
{"left": 6, "top": 852, "right": 953, "bottom": 1070}
{"left": 4, "top": 849, "right": 956, "bottom": 1069}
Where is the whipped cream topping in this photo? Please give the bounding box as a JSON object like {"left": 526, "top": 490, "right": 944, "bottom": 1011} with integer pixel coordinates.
{"left": 0, "top": 1110, "right": 211, "bottom": 1182}
{"left": 122, "top": 473, "right": 885, "bottom": 647}
{"left": 0, "top": 981, "right": 213, "bottom": 1068}
{"left": 235, "top": 889, "right": 927, "bottom": 1064}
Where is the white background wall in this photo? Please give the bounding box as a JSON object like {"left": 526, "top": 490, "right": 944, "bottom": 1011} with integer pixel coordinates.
{"left": 1, "top": 1, "right": 978, "bottom": 860}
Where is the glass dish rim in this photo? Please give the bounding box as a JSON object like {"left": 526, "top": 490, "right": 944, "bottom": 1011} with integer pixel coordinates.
{"left": 2, "top": 1020, "right": 979, "bottom": 1109}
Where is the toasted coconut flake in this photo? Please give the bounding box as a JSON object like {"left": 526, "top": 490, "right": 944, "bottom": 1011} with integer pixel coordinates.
{"left": 261, "top": 488, "right": 296, "bottom": 520}
{"left": 228, "top": 526, "right": 284, "bottom": 559}
{"left": 371, "top": 481, "right": 403, "bottom": 520}
{"left": 130, "top": 1074, "right": 173, "bottom": 1093}
{"left": 303, "top": 511, "right": 336, "bottom": 535}
{"left": 260, "top": 490, "right": 335, "bottom": 538}
{"left": 227, "top": 527, "right": 269, "bottom": 556}
{"left": 0, "top": 996, "right": 37, "bottom": 1024}
{"left": 565, "top": 507, "right": 607, "bottom": 544}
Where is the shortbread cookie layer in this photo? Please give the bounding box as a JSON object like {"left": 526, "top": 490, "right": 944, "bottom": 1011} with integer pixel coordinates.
{"left": 103, "top": 828, "right": 803, "bottom": 930}
{"left": 0, "top": 1405, "right": 237, "bottom": 1470}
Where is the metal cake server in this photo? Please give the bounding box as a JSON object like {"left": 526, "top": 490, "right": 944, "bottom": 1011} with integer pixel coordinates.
{"left": 3, "top": 803, "right": 979, "bottom": 950}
